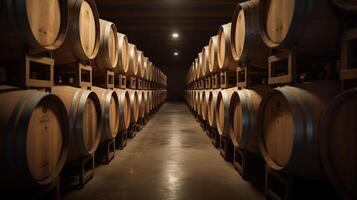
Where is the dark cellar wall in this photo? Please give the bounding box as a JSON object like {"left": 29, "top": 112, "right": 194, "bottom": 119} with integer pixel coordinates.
{"left": 165, "top": 67, "right": 185, "bottom": 102}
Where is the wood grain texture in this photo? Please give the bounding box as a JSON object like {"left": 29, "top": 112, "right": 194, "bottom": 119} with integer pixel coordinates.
{"left": 259, "top": 0, "right": 340, "bottom": 56}
{"left": 208, "top": 36, "right": 220, "bottom": 73}
{"left": 0, "top": 87, "right": 69, "bottom": 188}
{"left": 128, "top": 89, "right": 139, "bottom": 123}
{"left": 116, "top": 33, "right": 130, "bottom": 74}
{"left": 51, "top": 86, "right": 102, "bottom": 162}
{"left": 53, "top": 0, "right": 100, "bottom": 65}
{"left": 229, "top": 86, "right": 268, "bottom": 153}
{"left": 216, "top": 87, "right": 236, "bottom": 136}
{"left": 218, "top": 23, "right": 239, "bottom": 72}
{"left": 231, "top": 0, "right": 269, "bottom": 68}
{"left": 115, "top": 89, "right": 131, "bottom": 131}
{"left": 92, "top": 87, "right": 119, "bottom": 142}
{"left": 127, "top": 44, "right": 139, "bottom": 77}
{"left": 79, "top": 0, "right": 97, "bottom": 58}
{"left": 94, "top": 19, "right": 119, "bottom": 71}
{"left": 258, "top": 81, "right": 341, "bottom": 178}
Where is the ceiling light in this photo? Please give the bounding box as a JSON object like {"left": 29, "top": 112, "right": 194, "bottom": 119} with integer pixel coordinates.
{"left": 174, "top": 52, "right": 179, "bottom": 56}
{"left": 172, "top": 33, "right": 179, "bottom": 38}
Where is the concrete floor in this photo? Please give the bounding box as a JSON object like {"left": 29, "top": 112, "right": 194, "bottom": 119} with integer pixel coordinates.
{"left": 63, "top": 102, "right": 264, "bottom": 200}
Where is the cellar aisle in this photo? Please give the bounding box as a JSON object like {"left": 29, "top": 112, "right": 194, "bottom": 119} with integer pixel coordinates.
{"left": 63, "top": 102, "right": 264, "bottom": 200}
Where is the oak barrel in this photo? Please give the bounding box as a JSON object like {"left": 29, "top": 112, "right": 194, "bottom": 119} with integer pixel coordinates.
{"left": 142, "top": 57, "right": 149, "bottom": 79}
{"left": 91, "top": 87, "right": 119, "bottom": 142}
{"left": 53, "top": 0, "right": 100, "bottom": 64}
{"left": 201, "top": 90, "right": 210, "bottom": 121}
{"left": 51, "top": 86, "right": 102, "bottom": 162}
{"left": 114, "top": 89, "right": 131, "bottom": 131}
{"left": 137, "top": 51, "right": 145, "bottom": 78}
{"left": 231, "top": 0, "right": 269, "bottom": 67}
{"left": 208, "top": 89, "right": 219, "bottom": 128}
{"left": 146, "top": 61, "right": 152, "bottom": 81}
{"left": 115, "top": 33, "right": 129, "bottom": 74}
{"left": 319, "top": 89, "right": 357, "bottom": 200}
{"left": 147, "top": 90, "right": 153, "bottom": 114}
{"left": 194, "top": 58, "right": 199, "bottom": 80}
{"left": 0, "top": 86, "right": 69, "bottom": 188}
{"left": 197, "top": 90, "right": 203, "bottom": 116}
{"left": 127, "top": 44, "right": 138, "bottom": 77}
{"left": 202, "top": 46, "right": 210, "bottom": 77}
{"left": 138, "top": 90, "right": 146, "bottom": 119}
{"left": 218, "top": 23, "right": 239, "bottom": 72}
{"left": 208, "top": 36, "right": 220, "bottom": 73}
{"left": 216, "top": 88, "right": 236, "bottom": 137}
{"left": 144, "top": 90, "right": 150, "bottom": 115}
{"left": 258, "top": 81, "right": 341, "bottom": 178}
{"left": 94, "top": 19, "right": 119, "bottom": 71}
{"left": 198, "top": 52, "right": 204, "bottom": 79}
{"left": 192, "top": 90, "right": 197, "bottom": 112}
{"left": 128, "top": 89, "right": 139, "bottom": 123}
{"left": 258, "top": 0, "right": 340, "bottom": 56}
{"left": 229, "top": 86, "right": 268, "bottom": 153}
{"left": 0, "top": 0, "right": 68, "bottom": 61}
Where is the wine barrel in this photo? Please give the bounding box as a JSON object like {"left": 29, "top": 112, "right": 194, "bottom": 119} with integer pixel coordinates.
{"left": 152, "top": 90, "right": 156, "bottom": 110}
{"left": 137, "top": 51, "right": 145, "bottom": 78}
{"left": 192, "top": 90, "right": 197, "bottom": 112}
{"left": 208, "top": 89, "right": 219, "bottom": 128}
{"left": 51, "top": 86, "right": 102, "bottom": 162}
{"left": 218, "top": 23, "right": 239, "bottom": 72}
{"left": 0, "top": 0, "right": 68, "bottom": 61}
{"left": 91, "top": 87, "right": 119, "bottom": 142}
{"left": 194, "top": 58, "right": 199, "bottom": 80}
{"left": 148, "top": 64, "right": 154, "bottom": 82}
{"left": 142, "top": 57, "right": 149, "bottom": 79}
{"left": 146, "top": 90, "right": 153, "bottom": 114}
{"left": 128, "top": 89, "right": 139, "bottom": 123}
{"left": 319, "top": 89, "right": 357, "bottom": 200}
{"left": 208, "top": 36, "right": 220, "bottom": 73}
{"left": 94, "top": 19, "right": 119, "bottom": 71}
{"left": 229, "top": 86, "right": 268, "bottom": 153}
{"left": 197, "top": 90, "right": 203, "bottom": 116}
{"left": 198, "top": 52, "right": 204, "bottom": 79}
{"left": 258, "top": 81, "right": 341, "bottom": 178}
{"left": 115, "top": 33, "right": 129, "bottom": 74}
{"left": 231, "top": 0, "right": 269, "bottom": 68}
{"left": 200, "top": 90, "right": 206, "bottom": 118}
{"left": 53, "top": 0, "right": 100, "bottom": 65}
{"left": 127, "top": 44, "right": 138, "bottom": 77}
{"left": 258, "top": 0, "right": 340, "bottom": 56}
{"left": 190, "top": 63, "right": 195, "bottom": 82}
{"left": 201, "top": 90, "right": 211, "bottom": 121}
{"left": 150, "top": 90, "right": 154, "bottom": 111}
{"left": 216, "top": 88, "right": 236, "bottom": 137}
{"left": 0, "top": 86, "right": 69, "bottom": 188}
{"left": 138, "top": 90, "right": 146, "bottom": 119}
{"left": 146, "top": 61, "right": 152, "bottom": 81}
{"left": 114, "top": 89, "right": 131, "bottom": 132}
{"left": 331, "top": 0, "right": 357, "bottom": 12}
{"left": 143, "top": 90, "right": 149, "bottom": 115}
{"left": 202, "top": 46, "right": 210, "bottom": 77}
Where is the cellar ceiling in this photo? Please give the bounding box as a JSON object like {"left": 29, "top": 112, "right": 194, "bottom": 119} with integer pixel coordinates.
{"left": 96, "top": 0, "right": 238, "bottom": 73}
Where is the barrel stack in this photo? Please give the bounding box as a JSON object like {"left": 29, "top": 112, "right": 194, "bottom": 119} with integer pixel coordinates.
{"left": 0, "top": 0, "right": 167, "bottom": 196}
{"left": 0, "top": 0, "right": 72, "bottom": 196}
{"left": 185, "top": 0, "right": 356, "bottom": 199}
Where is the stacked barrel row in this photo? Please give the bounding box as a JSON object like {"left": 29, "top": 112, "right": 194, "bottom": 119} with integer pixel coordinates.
{"left": 185, "top": 1, "right": 356, "bottom": 200}
{"left": 0, "top": 0, "right": 167, "bottom": 195}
